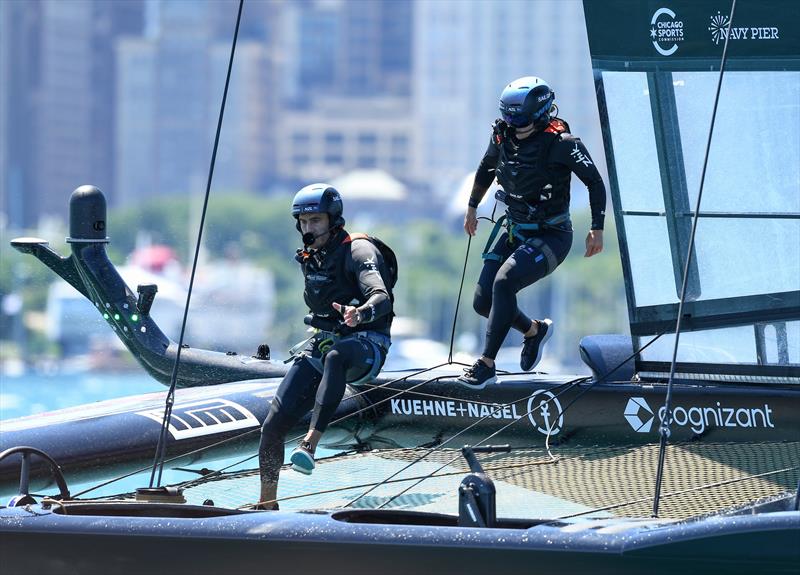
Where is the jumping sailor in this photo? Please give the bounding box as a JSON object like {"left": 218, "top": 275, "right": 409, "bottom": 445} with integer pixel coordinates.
{"left": 460, "top": 76, "right": 607, "bottom": 388}
{"left": 257, "top": 184, "right": 394, "bottom": 509}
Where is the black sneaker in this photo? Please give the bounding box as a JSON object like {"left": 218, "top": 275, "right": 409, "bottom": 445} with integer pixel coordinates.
{"left": 520, "top": 319, "right": 553, "bottom": 371}
{"left": 290, "top": 440, "right": 315, "bottom": 475}
{"left": 457, "top": 359, "right": 497, "bottom": 390}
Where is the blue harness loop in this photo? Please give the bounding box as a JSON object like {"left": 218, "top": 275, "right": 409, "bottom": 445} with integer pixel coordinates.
{"left": 290, "top": 329, "right": 390, "bottom": 386}
{"left": 481, "top": 210, "right": 570, "bottom": 262}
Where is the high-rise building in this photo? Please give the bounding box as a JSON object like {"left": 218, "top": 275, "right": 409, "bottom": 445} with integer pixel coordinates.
{"left": 1, "top": 0, "right": 144, "bottom": 227}
{"left": 210, "top": 41, "right": 277, "bottom": 193}
{"left": 1, "top": 0, "right": 42, "bottom": 229}
{"left": 414, "top": 0, "right": 604, "bottom": 199}
{"left": 115, "top": 36, "right": 157, "bottom": 206}
{"left": 278, "top": 0, "right": 414, "bottom": 185}
{"left": 116, "top": 0, "right": 282, "bottom": 201}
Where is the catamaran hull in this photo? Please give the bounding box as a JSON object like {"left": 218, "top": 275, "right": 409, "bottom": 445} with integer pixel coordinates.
{"left": 2, "top": 373, "right": 798, "bottom": 492}
{"left": 1, "top": 503, "right": 798, "bottom": 575}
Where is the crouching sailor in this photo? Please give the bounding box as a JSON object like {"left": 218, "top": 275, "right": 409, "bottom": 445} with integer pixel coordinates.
{"left": 256, "top": 183, "right": 395, "bottom": 510}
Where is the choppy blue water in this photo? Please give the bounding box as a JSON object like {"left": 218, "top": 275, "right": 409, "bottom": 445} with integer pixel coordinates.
{"left": 0, "top": 370, "right": 317, "bottom": 502}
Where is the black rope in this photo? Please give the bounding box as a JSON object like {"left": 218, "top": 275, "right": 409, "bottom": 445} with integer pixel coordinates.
{"left": 447, "top": 235, "right": 472, "bottom": 363}
{"left": 360, "top": 332, "right": 664, "bottom": 509}
{"left": 652, "top": 0, "right": 736, "bottom": 517}
{"left": 76, "top": 361, "right": 450, "bottom": 498}
{"left": 148, "top": 0, "right": 244, "bottom": 489}
{"left": 447, "top": 203, "right": 500, "bottom": 363}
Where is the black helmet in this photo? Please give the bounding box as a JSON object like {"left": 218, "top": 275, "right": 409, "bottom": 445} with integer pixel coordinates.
{"left": 291, "top": 183, "right": 344, "bottom": 232}
{"left": 498, "top": 76, "right": 555, "bottom": 128}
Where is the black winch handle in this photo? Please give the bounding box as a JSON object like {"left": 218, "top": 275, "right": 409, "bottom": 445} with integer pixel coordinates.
{"left": 461, "top": 445, "right": 511, "bottom": 474}
{"left": 470, "top": 445, "right": 511, "bottom": 454}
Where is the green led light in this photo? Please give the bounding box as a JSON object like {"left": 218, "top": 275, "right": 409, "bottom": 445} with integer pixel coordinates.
{"left": 113, "top": 314, "right": 120, "bottom": 321}
{"left": 131, "top": 314, "right": 139, "bottom": 322}
{"left": 103, "top": 313, "right": 109, "bottom": 320}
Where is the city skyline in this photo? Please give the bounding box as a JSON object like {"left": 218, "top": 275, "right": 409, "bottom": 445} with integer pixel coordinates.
{"left": 1, "top": 0, "right": 604, "bottom": 230}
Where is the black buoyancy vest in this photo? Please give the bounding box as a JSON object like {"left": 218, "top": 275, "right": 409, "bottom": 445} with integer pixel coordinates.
{"left": 494, "top": 118, "right": 573, "bottom": 223}
{"left": 298, "top": 232, "right": 394, "bottom": 333}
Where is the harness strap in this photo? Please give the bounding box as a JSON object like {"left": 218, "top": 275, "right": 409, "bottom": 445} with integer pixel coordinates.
{"left": 287, "top": 330, "right": 390, "bottom": 385}
{"left": 525, "top": 236, "right": 559, "bottom": 274}
{"left": 481, "top": 215, "right": 507, "bottom": 261}
{"left": 481, "top": 211, "right": 569, "bottom": 261}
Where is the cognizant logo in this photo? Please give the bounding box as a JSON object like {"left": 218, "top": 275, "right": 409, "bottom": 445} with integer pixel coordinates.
{"left": 624, "top": 397, "right": 775, "bottom": 434}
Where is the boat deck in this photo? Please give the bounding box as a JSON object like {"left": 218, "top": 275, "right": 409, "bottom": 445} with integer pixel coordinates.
{"left": 115, "top": 441, "right": 799, "bottom": 521}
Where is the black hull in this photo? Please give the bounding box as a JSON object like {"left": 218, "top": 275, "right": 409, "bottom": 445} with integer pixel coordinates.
{"left": 2, "top": 372, "right": 798, "bottom": 492}
{"left": 1, "top": 501, "right": 798, "bottom": 575}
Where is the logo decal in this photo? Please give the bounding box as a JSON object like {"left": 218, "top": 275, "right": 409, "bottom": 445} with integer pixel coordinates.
{"left": 136, "top": 398, "right": 260, "bottom": 440}
{"left": 526, "top": 390, "right": 564, "bottom": 435}
{"left": 624, "top": 397, "right": 654, "bottom": 432}
{"left": 708, "top": 11, "right": 779, "bottom": 45}
{"left": 623, "top": 397, "right": 776, "bottom": 435}
{"left": 650, "top": 8, "right": 684, "bottom": 56}
{"left": 390, "top": 398, "right": 522, "bottom": 421}
{"left": 570, "top": 143, "right": 593, "bottom": 167}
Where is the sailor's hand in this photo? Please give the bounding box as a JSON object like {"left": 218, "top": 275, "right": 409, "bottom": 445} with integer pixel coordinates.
{"left": 464, "top": 207, "right": 478, "bottom": 236}
{"left": 584, "top": 229, "right": 604, "bottom": 257}
{"left": 332, "top": 302, "right": 361, "bottom": 327}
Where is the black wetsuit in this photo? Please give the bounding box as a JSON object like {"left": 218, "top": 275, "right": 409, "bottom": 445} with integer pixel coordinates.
{"left": 469, "top": 118, "right": 606, "bottom": 360}
{"left": 259, "top": 230, "right": 393, "bottom": 485}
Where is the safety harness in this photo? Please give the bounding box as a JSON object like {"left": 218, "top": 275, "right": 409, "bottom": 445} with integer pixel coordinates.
{"left": 482, "top": 118, "right": 572, "bottom": 267}
{"left": 287, "top": 329, "right": 390, "bottom": 387}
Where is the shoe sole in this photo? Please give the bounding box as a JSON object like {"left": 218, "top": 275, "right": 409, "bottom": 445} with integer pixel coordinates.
{"left": 456, "top": 375, "right": 497, "bottom": 390}
{"left": 290, "top": 451, "right": 315, "bottom": 475}
{"left": 522, "top": 319, "right": 553, "bottom": 372}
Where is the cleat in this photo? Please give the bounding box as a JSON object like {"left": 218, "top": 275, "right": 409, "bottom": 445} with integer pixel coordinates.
{"left": 521, "top": 318, "right": 553, "bottom": 372}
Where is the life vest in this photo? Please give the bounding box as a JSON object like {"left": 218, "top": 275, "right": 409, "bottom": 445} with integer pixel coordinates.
{"left": 494, "top": 118, "right": 573, "bottom": 223}
{"left": 297, "top": 231, "right": 396, "bottom": 338}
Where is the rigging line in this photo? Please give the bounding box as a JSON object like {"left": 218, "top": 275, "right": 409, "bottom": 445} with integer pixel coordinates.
{"left": 240, "top": 457, "right": 556, "bottom": 510}
{"left": 179, "top": 369, "right": 463, "bottom": 486}
{"left": 559, "top": 465, "right": 799, "bottom": 521}
{"left": 148, "top": 0, "right": 245, "bottom": 490}
{"left": 372, "top": 332, "right": 666, "bottom": 509}
{"left": 652, "top": 0, "right": 737, "bottom": 518}
{"left": 73, "top": 363, "right": 452, "bottom": 498}
{"left": 72, "top": 329, "right": 659, "bottom": 500}
{"left": 372, "top": 390, "right": 581, "bottom": 510}
{"left": 358, "top": 376, "right": 595, "bottom": 508}
{"left": 445, "top": 202, "right": 499, "bottom": 364}
{"left": 448, "top": 234, "right": 472, "bottom": 363}
{"left": 343, "top": 372, "right": 596, "bottom": 508}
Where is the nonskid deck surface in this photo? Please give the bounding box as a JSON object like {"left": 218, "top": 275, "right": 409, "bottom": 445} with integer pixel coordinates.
{"left": 106, "top": 441, "right": 799, "bottom": 521}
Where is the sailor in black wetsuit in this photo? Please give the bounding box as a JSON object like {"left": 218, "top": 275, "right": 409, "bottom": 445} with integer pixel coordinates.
{"left": 257, "top": 184, "right": 393, "bottom": 509}
{"left": 459, "top": 76, "right": 606, "bottom": 389}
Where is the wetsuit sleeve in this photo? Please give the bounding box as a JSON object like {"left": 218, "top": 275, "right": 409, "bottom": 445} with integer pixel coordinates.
{"left": 552, "top": 136, "right": 607, "bottom": 230}
{"left": 469, "top": 136, "right": 500, "bottom": 208}
{"left": 348, "top": 239, "right": 392, "bottom": 324}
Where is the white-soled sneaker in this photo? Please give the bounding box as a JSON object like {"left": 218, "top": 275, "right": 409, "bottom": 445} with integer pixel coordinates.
{"left": 290, "top": 441, "right": 315, "bottom": 475}
{"left": 521, "top": 319, "right": 553, "bottom": 372}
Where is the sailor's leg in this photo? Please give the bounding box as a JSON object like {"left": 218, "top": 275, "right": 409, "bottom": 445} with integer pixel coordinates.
{"left": 473, "top": 233, "right": 513, "bottom": 318}
{"left": 307, "top": 338, "right": 374, "bottom": 445}
{"left": 481, "top": 229, "right": 572, "bottom": 361}
{"left": 258, "top": 358, "right": 320, "bottom": 506}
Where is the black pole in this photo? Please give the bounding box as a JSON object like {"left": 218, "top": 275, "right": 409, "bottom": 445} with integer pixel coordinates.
{"left": 652, "top": 0, "right": 736, "bottom": 517}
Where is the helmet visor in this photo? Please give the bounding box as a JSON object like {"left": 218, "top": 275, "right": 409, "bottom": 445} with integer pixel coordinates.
{"left": 499, "top": 102, "right": 530, "bottom": 127}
